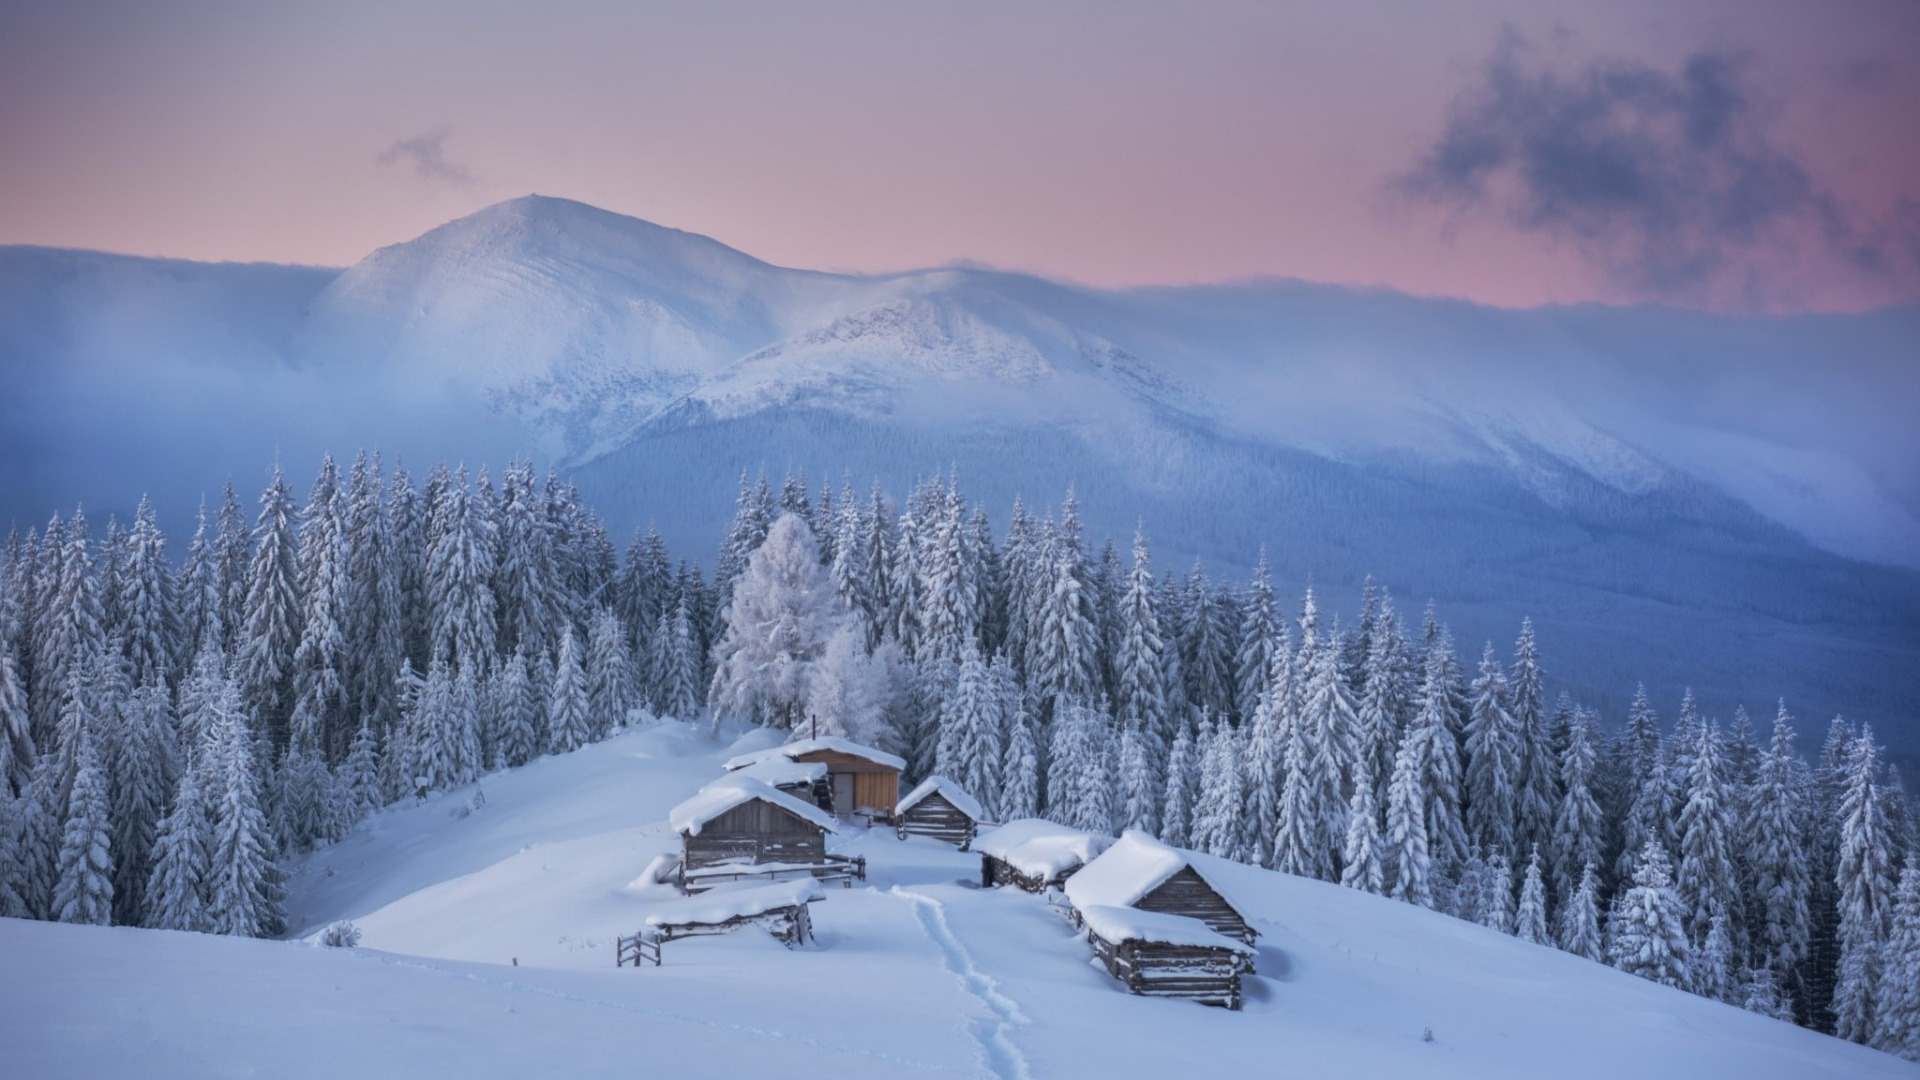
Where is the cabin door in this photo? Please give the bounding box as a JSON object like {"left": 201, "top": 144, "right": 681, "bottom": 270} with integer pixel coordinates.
{"left": 831, "top": 773, "right": 856, "bottom": 815}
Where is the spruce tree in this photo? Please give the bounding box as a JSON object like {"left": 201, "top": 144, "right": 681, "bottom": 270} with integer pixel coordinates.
{"left": 52, "top": 722, "right": 113, "bottom": 925}
{"left": 1340, "top": 757, "right": 1384, "bottom": 894}
{"left": 586, "top": 606, "right": 636, "bottom": 737}
{"left": 1232, "top": 550, "right": 1279, "bottom": 727}
{"left": 426, "top": 468, "right": 498, "bottom": 672}
{"left": 1465, "top": 642, "right": 1520, "bottom": 860}
{"left": 1114, "top": 530, "right": 1171, "bottom": 809}
{"left": 1515, "top": 847, "right": 1549, "bottom": 944}
{"left": 238, "top": 469, "right": 302, "bottom": 753}
{"left": 1608, "top": 843, "right": 1691, "bottom": 990}
{"left": 491, "top": 648, "right": 540, "bottom": 768}
{"left": 1160, "top": 720, "right": 1196, "bottom": 848}
{"left": 146, "top": 764, "right": 211, "bottom": 932}
{"left": 110, "top": 675, "right": 175, "bottom": 926}
{"left": 1677, "top": 720, "right": 1740, "bottom": 948}
{"left": 1385, "top": 725, "right": 1433, "bottom": 907}
{"left": 1116, "top": 707, "right": 1157, "bottom": 834}
{"left": 1411, "top": 649, "right": 1469, "bottom": 872}
{"left": 118, "top": 497, "right": 176, "bottom": 689}
{"left": 1740, "top": 965, "right": 1796, "bottom": 1023}
{"left": 999, "top": 687, "right": 1040, "bottom": 821}
{"left": 1832, "top": 727, "right": 1895, "bottom": 1044}
{"left": 546, "top": 629, "right": 592, "bottom": 755}
{"left": 1560, "top": 864, "right": 1603, "bottom": 961}
{"left": 1696, "top": 914, "right": 1736, "bottom": 1003}
{"left": 1552, "top": 707, "right": 1606, "bottom": 907}
{"left": 1509, "top": 620, "right": 1556, "bottom": 859}
{"left": 204, "top": 678, "right": 280, "bottom": 937}
{"left": 1871, "top": 863, "right": 1920, "bottom": 1060}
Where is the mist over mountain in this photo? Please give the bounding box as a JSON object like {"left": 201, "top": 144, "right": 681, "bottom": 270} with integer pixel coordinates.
{"left": 2, "top": 195, "right": 1916, "bottom": 756}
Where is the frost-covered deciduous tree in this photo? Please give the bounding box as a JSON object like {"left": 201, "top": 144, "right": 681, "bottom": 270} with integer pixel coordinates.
{"left": 709, "top": 515, "right": 847, "bottom": 733}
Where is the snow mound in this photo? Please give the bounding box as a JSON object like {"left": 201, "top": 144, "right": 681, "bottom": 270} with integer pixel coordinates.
{"left": 722, "top": 736, "right": 906, "bottom": 773}
{"left": 1065, "top": 829, "right": 1203, "bottom": 911}
{"left": 974, "top": 818, "right": 1111, "bottom": 880}
{"left": 642, "top": 879, "right": 826, "bottom": 929}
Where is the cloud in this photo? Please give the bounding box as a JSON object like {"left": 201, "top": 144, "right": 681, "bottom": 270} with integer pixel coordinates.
{"left": 1395, "top": 33, "right": 1913, "bottom": 309}
{"left": 378, "top": 129, "right": 476, "bottom": 188}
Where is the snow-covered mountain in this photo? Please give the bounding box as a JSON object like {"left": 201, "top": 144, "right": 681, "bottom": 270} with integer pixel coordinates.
{"left": 7, "top": 723, "right": 1907, "bottom": 1079}
{"left": 2, "top": 195, "right": 1918, "bottom": 754}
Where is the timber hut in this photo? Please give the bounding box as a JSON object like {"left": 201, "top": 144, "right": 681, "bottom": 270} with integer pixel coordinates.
{"left": 668, "top": 775, "right": 839, "bottom": 874}
{"left": 1077, "top": 904, "right": 1254, "bottom": 1009}
{"left": 894, "top": 776, "right": 985, "bottom": 848}
{"left": 1063, "top": 830, "right": 1258, "bottom": 946}
{"left": 974, "top": 819, "right": 1111, "bottom": 892}
{"left": 724, "top": 737, "right": 905, "bottom": 820}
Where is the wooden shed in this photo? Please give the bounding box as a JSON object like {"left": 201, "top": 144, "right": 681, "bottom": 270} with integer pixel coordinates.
{"left": 1063, "top": 830, "right": 1258, "bottom": 947}
{"left": 730, "top": 757, "right": 830, "bottom": 801}
{"left": 974, "top": 819, "right": 1111, "bottom": 892}
{"left": 725, "top": 737, "right": 905, "bottom": 819}
{"left": 668, "top": 775, "right": 839, "bottom": 871}
{"left": 894, "top": 775, "right": 985, "bottom": 848}
{"left": 1077, "top": 904, "right": 1254, "bottom": 1009}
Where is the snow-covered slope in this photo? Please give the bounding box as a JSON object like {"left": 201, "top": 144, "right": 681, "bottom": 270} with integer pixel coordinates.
{"left": 7, "top": 726, "right": 1909, "bottom": 1079}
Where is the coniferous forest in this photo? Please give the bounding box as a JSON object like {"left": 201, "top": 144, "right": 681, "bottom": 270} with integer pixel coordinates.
{"left": 0, "top": 455, "right": 1915, "bottom": 1059}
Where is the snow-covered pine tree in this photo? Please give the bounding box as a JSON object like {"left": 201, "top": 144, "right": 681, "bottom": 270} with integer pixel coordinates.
{"left": 1355, "top": 595, "right": 1410, "bottom": 809}
{"left": 654, "top": 597, "right": 702, "bottom": 722}
{"left": 1614, "top": 683, "right": 1663, "bottom": 885}
{"left": 495, "top": 461, "right": 557, "bottom": 660}
{"left": 1560, "top": 863, "right": 1603, "bottom": 961}
{"left": 291, "top": 456, "right": 351, "bottom": 762}
{"left": 203, "top": 676, "right": 281, "bottom": 937}
{"left": 0, "top": 634, "right": 35, "bottom": 798}
{"left": 1340, "top": 756, "right": 1384, "bottom": 894}
{"left": 1832, "top": 726, "right": 1895, "bottom": 1044}
{"left": 52, "top": 719, "right": 113, "bottom": 925}
{"left": 586, "top": 607, "right": 636, "bottom": 738}
{"left": 145, "top": 762, "right": 210, "bottom": 932}
{"left": 1116, "top": 705, "right": 1157, "bottom": 834}
{"left": 1114, "top": 529, "right": 1171, "bottom": 814}
{"left": 1740, "top": 964, "right": 1796, "bottom": 1023}
{"left": 1509, "top": 620, "right": 1556, "bottom": 861}
{"left": 1272, "top": 677, "right": 1330, "bottom": 881}
{"left": 1411, "top": 647, "right": 1469, "bottom": 873}
{"left": 426, "top": 467, "right": 498, "bottom": 672}
{"left": 1677, "top": 719, "right": 1740, "bottom": 948}
{"left": 1160, "top": 720, "right": 1196, "bottom": 848}
{"left": 175, "top": 500, "right": 224, "bottom": 669}
{"left": 934, "top": 642, "right": 1001, "bottom": 805}
{"left": 541, "top": 629, "right": 590, "bottom": 756}
{"left": 1177, "top": 564, "right": 1230, "bottom": 722}
{"left": 110, "top": 674, "right": 175, "bottom": 926}
{"left": 214, "top": 482, "right": 251, "bottom": 660}
{"left": 490, "top": 647, "right": 540, "bottom": 768}
{"left": 1465, "top": 642, "right": 1520, "bottom": 861}
{"left": 1481, "top": 850, "right": 1515, "bottom": 934}
{"left": 999, "top": 682, "right": 1040, "bottom": 821}
{"left": 117, "top": 496, "right": 175, "bottom": 690}
{"left": 341, "top": 719, "right": 381, "bottom": 821}
{"left": 1551, "top": 706, "right": 1606, "bottom": 909}
{"left": 342, "top": 452, "right": 404, "bottom": 745}
{"left": 1302, "top": 619, "right": 1361, "bottom": 873}
{"left": 1608, "top": 842, "right": 1692, "bottom": 990}
{"left": 1233, "top": 550, "right": 1279, "bottom": 728}
{"left": 1871, "top": 863, "right": 1920, "bottom": 1060}
{"left": 1696, "top": 913, "right": 1735, "bottom": 1003}
{"left": 1513, "top": 846, "right": 1549, "bottom": 943}
{"left": 238, "top": 468, "right": 302, "bottom": 753}
{"left": 1197, "top": 715, "right": 1248, "bottom": 861}
{"left": 1030, "top": 494, "right": 1101, "bottom": 719}
{"left": 1243, "top": 646, "right": 1290, "bottom": 868}
{"left": 1384, "top": 723, "right": 1433, "bottom": 907}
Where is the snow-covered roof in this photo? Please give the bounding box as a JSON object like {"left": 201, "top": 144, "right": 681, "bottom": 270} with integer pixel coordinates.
{"left": 643, "top": 879, "right": 826, "bottom": 928}
{"left": 1063, "top": 830, "right": 1199, "bottom": 911}
{"left": 731, "top": 757, "right": 829, "bottom": 789}
{"left": 896, "top": 775, "right": 985, "bottom": 821}
{"left": 1076, "top": 904, "right": 1254, "bottom": 954}
{"left": 973, "top": 819, "right": 1111, "bottom": 878}
{"left": 669, "top": 775, "right": 839, "bottom": 837}
{"left": 722, "top": 736, "right": 906, "bottom": 773}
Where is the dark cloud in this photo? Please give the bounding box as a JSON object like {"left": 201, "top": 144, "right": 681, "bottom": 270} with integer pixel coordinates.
{"left": 1397, "top": 33, "right": 1911, "bottom": 308}
{"left": 377, "top": 129, "right": 476, "bottom": 188}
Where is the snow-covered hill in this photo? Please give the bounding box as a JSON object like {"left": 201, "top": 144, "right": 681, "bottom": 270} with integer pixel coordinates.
{"left": 6, "top": 724, "right": 1910, "bottom": 1079}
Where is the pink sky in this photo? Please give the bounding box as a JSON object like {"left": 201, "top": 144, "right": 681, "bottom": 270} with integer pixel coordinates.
{"left": 1, "top": 0, "right": 1914, "bottom": 311}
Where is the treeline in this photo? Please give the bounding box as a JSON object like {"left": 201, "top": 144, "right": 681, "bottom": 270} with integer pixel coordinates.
{"left": 0, "top": 458, "right": 1915, "bottom": 1060}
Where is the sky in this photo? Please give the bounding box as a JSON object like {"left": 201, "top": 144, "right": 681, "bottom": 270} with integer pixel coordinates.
{"left": 1, "top": 0, "right": 1916, "bottom": 312}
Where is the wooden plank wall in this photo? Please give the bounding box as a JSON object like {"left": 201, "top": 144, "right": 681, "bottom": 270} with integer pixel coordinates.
{"left": 1136, "top": 867, "right": 1256, "bottom": 944}
{"left": 682, "top": 799, "right": 829, "bottom": 869}
{"left": 898, "top": 794, "right": 975, "bottom": 846}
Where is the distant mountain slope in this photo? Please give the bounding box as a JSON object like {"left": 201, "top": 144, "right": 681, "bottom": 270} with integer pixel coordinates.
{"left": 1, "top": 196, "right": 1917, "bottom": 755}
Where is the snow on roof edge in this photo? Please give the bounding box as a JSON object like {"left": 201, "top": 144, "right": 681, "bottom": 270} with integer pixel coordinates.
{"left": 1063, "top": 830, "right": 1191, "bottom": 911}
{"left": 669, "top": 775, "right": 839, "bottom": 836}
{"left": 896, "top": 775, "right": 985, "bottom": 821}
{"left": 722, "top": 735, "right": 906, "bottom": 773}
{"left": 1077, "top": 904, "right": 1253, "bottom": 954}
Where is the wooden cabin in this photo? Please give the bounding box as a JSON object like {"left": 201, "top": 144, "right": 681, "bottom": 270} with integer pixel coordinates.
{"left": 724, "top": 737, "right": 905, "bottom": 819}
{"left": 894, "top": 775, "right": 985, "bottom": 848}
{"left": 668, "top": 775, "right": 839, "bottom": 871}
{"left": 730, "top": 757, "right": 830, "bottom": 801}
{"left": 1063, "top": 830, "right": 1258, "bottom": 947}
{"left": 974, "top": 819, "right": 1111, "bottom": 892}
{"left": 1077, "top": 904, "right": 1253, "bottom": 1009}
